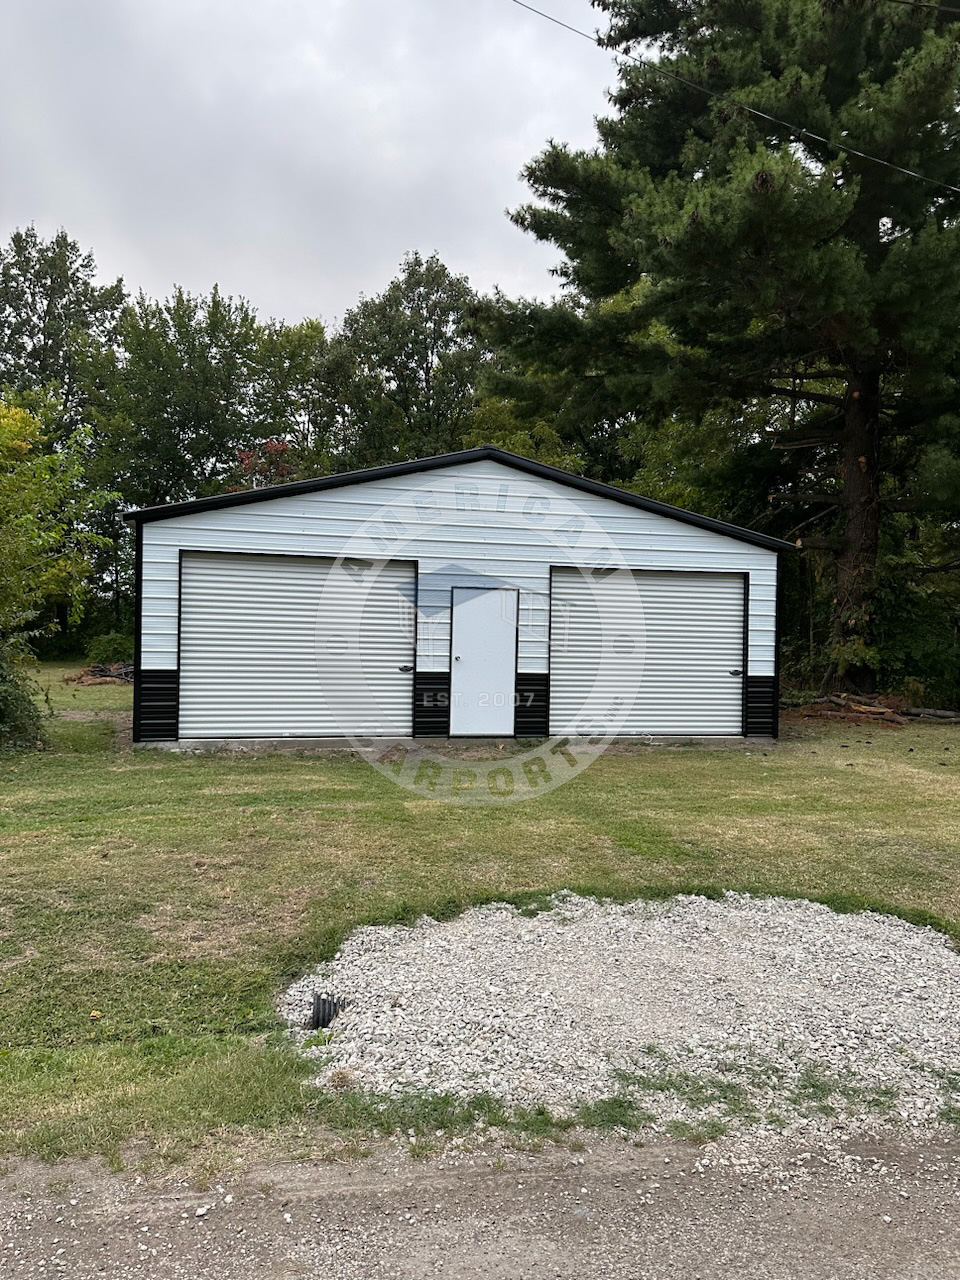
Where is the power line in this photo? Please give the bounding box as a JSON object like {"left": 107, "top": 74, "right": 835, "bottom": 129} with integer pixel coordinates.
{"left": 882, "top": 0, "right": 960, "bottom": 17}
{"left": 511, "top": 0, "right": 960, "bottom": 197}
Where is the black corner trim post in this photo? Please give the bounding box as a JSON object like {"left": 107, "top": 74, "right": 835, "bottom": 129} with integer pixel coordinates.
{"left": 773, "top": 550, "right": 782, "bottom": 738}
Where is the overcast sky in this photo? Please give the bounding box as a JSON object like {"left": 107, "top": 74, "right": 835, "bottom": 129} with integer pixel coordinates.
{"left": 0, "top": 0, "right": 614, "bottom": 325}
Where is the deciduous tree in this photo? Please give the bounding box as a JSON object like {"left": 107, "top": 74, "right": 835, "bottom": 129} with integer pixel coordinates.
{"left": 330, "top": 252, "right": 488, "bottom": 466}
{"left": 0, "top": 403, "right": 105, "bottom": 637}
{"left": 0, "top": 401, "right": 110, "bottom": 746}
{"left": 87, "top": 285, "right": 266, "bottom": 507}
{"left": 0, "top": 227, "right": 124, "bottom": 438}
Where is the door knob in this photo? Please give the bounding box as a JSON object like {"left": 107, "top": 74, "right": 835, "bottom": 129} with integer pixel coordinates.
{"left": 454, "top": 655, "right": 461, "bottom": 661}
{"left": 729, "top": 669, "right": 742, "bottom": 676}
{"left": 398, "top": 665, "right": 413, "bottom": 672}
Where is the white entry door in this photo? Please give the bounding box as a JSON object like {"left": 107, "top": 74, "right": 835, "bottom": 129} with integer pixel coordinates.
{"left": 449, "top": 587, "right": 517, "bottom": 735}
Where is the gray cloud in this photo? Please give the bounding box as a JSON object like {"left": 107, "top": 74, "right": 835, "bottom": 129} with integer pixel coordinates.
{"left": 0, "top": 0, "right": 612, "bottom": 323}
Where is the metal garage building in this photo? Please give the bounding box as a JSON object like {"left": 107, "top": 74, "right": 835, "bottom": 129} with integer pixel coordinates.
{"left": 126, "top": 447, "right": 791, "bottom": 743}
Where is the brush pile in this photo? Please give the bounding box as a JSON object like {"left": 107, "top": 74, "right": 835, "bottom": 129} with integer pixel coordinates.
{"left": 65, "top": 662, "right": 134, "bottom": 685}
{"left": 795, "top": 693, "right": 960, "bottom": 725}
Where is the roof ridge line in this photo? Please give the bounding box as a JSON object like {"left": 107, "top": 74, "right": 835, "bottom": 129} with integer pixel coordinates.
{"left": 124, "top": 445, "right": 794, "bottom": 552}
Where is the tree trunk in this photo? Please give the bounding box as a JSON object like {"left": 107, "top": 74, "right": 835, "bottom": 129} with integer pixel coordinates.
{"left": 818, "top": 373, "right": 882, "bottom": 696}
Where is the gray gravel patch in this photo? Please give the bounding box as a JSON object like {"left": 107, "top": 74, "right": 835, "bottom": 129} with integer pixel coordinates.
{"left": 281, "top": 893, "right": 960, "bottom": 1133}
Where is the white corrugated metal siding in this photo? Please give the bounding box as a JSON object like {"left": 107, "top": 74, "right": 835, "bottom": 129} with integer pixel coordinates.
{"left": 550, "top": 569, "right": 745, "bottom": 736}
{"left": 178, "top": 552, "right": 414, "bottom": 737}
{"left": 141, "top": 461, "right": 779, "bottom": 679}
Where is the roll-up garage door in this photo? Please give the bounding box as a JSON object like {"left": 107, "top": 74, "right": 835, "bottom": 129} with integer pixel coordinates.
{"left": 179, "top": 552, "right": 415, "bottom": 737}
{"left": 550, "top": 569, "right": 745, "bottom": 736}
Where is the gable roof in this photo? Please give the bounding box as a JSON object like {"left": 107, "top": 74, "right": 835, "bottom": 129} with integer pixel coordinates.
{"left": 123, "top": 446, "right": 794, "bottom": 552}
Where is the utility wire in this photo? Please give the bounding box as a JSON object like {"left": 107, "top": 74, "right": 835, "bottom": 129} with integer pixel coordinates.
{"left": 882, "top": 0, "right": 960, "bottom": 17}
{"left": 511, "top": 0, "right": 960, "bottom": 197}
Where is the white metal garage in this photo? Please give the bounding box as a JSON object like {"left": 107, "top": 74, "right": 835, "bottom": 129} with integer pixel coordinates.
{"left": 127, "top": 447, "right": 791, "bottom": 742}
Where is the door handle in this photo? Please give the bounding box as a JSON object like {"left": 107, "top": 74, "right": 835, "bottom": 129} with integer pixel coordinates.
{"left": 454, "top": 655, "right": 461, "bottom": 661}
{"left": 729, "top": 669, "right": 743, "bottom": 676}
{"left": 398, "top": 665, "right": 413, "bottom": 672}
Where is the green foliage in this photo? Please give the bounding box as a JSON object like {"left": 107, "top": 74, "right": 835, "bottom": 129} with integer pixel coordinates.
{"left": 0, "top": 226, "right": 124, "bottom": 439}
{"left": 0, "top": 402, "right": 110, "bottom": 640}
{"left": 330, "top": 251, "right": 488, "bottom": 467}
{"left": 85, "top": 631, "right": 134, "bottom": 666}
{"left": 81, "top": 257, "right": 489, "bottom": 506}
{"left": 493, "top": 0, "right": 960, "bottom": 692}
{"left": 478, "top": 296, "right": 647, "bottom": 480}
{"left": 576, "top": 1095, "right": 654, "bottom": 1131}
{"left": 462, "top": 397, "right": 585, "bottom": 471}
{"left": 228, "top": 319, "right": 335, "bottom": 487}
{"left": 254, "top": 319, "right": 331, "bottom": 457}
{"left": 0, "top": 644, "right": 45, "bottom": 751}
{"left": 871, "top": 572, "right": 960, "bottom": 707}
{"left": 85, "top": 285, "right": 270, "bottom": 508}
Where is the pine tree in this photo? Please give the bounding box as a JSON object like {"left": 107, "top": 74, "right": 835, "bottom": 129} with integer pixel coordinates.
{"left": 507, "top": 0, "right": 960, "bottom": 691}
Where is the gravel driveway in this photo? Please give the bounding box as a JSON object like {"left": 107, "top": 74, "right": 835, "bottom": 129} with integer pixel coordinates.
{"left": 282, "top": 893, "right": 960, "bottom": 1135}
{"left": 4, "top": 1132, "right": 959, "bottom": 1278}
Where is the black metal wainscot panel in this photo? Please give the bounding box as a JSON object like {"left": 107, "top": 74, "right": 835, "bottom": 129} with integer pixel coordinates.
{"left": 745, "top": 675, "right": 778, "bottom": 737}
{"left": 135, "top": 670, "right": 180, "bottom": 742}
{"left": 514, "top": 673, "right": 549, "bottom": 738}
{"left": 413, "top": 672, "right": 451, "bottom": 737}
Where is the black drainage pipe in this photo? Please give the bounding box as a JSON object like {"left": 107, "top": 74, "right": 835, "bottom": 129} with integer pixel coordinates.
{"left": 309, "top": 993, "right": 345, "bottom": 1031}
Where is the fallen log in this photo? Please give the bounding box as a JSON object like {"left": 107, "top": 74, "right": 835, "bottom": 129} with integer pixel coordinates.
{"left": 826, "top": 694, "right": 887, "bottom": 711}
{"left": 800, "top": 706, "right": 908, "bottom": 725}
{"left": 821, "top": 695, "right": 901, "bottom": 718}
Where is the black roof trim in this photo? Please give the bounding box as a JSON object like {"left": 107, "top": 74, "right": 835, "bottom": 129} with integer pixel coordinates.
{"left": 123, "top": 446, "right": 795, "bottom": 551}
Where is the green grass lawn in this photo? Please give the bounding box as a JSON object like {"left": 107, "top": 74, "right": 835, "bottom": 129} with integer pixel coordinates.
{"left": 1, "top": 662, "right": 959, "bottom": 1166}
{"left": 35, "top": 661, "right": 134, "bottom": 714}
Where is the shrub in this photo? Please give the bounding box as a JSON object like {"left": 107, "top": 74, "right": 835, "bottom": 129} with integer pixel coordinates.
{"left": 86, "top": 631, "right": 134, "bottom": 666}
{"left": 0, "top": 646, "right": 46, "bottom": 751}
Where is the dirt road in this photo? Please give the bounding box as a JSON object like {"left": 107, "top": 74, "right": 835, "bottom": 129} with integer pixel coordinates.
{"left": 1, "top": 1132, "right": 959, "bottom": 1278}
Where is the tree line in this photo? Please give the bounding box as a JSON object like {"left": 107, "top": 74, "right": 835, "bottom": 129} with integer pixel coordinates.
{"left": 2, "top": 0, "right": 960, "bottom": 746}
{"left": 0, "top": 232, "right": 511, "bottom": 644}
